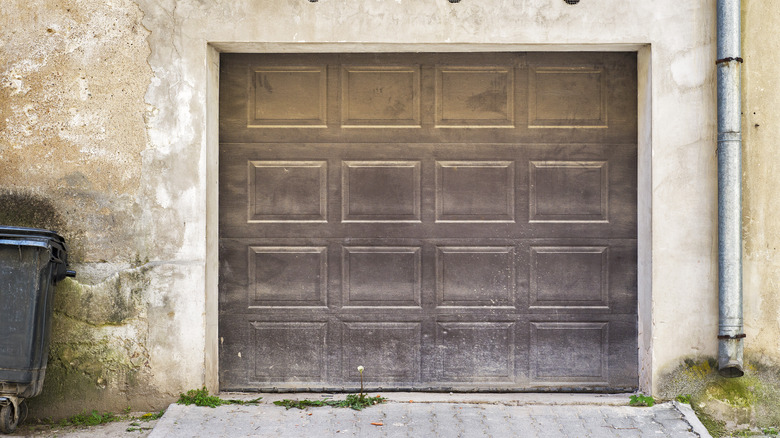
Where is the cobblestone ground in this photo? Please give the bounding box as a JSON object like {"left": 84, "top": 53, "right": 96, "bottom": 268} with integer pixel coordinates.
{"left": 149, "top": 400, "right": 710, "bottom": 438}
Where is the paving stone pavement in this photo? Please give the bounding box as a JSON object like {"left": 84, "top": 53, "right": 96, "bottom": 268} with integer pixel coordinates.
{"left": 148, "top": 393, "right": 712, "bottom": 438}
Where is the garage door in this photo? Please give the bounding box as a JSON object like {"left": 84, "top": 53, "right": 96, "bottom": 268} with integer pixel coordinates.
{"left": 219, "top": 53, "right": 637, "bottom": 391}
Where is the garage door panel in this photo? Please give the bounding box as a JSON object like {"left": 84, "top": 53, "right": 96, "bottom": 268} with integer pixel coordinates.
{"left": 435, "top": 322, "right": 516, "bottom": 383}
{"left": 219, "top": 239, "right": 335, "bottom": 313}
{"left": 249, "top": 322, "right": 328, "bottom": 382}
{"left": 342, "top": 161, "right": 422, "bottom": 222}
{"left": 435, "top": 246, "right": 516, "bottom": 307}
{"left": 529, "top": 160, "right": 608, "bottom": 222}
{"left": 341, "top": 322, "right": 422, "bottom": 382}
{"left": 249, "top": 66, "right": 328, "bottom": 127}
{"left": 529, "top": 246, "right": 609, "bottom": 309}
{"left": 519, "top": 239, "right": 636, "bottom": 314}
{"left": 342, "top": 246, "right": 422, "bottom": 308}
{"left": 247, "top": 246, "right": 328, "bottom": 307}
{"left": 220, "top": 52, "right": 637, "bottom": 391}
{"left": 526, "top": 315, "right": 636, "bottom": 389}
{"left": 435, "top": 66, "right": 515, "bottom": 127}
{"left": 528, "top": 66, "right": 607, "bottom": 128}
{"left": 247, "top": 161, "right": 328, "bottom": 223}
{"left": 529, "top": 321, "right": 609, "bottom": 385}
{"left": 341, "top": 66, "right": 422, "bottom": 127}
{"left": 435, "top": 161, "right": 516, "bottom": 222}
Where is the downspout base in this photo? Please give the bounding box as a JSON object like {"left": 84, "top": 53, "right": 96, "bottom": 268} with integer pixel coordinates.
{"left": 718, "top": 338, "right": 745, "bottom": 377}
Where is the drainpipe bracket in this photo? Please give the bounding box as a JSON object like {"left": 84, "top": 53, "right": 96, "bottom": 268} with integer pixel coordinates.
{"left": 717, "top": 334, "right": 746, "bottom": 340}
{"left": 715, "top": 57, "right": 744, "bottom": 64}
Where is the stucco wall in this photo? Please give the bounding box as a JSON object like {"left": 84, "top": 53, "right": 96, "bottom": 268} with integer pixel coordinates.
{"left": 0, "top": 0, "right": 204, "bottom": 417}
{"left": 3, "top": 0, "right": 762, "bottom": 417}
{"left": 743, "top": 0, "right": 780, "bottom": 366}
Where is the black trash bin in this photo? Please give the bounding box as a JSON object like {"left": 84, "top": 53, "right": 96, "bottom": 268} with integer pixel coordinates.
{"left": 0, "top": 226, "right": 75, "bottom": 434}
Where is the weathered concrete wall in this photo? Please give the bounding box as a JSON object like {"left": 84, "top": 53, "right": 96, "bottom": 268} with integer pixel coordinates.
{"left": 0, "top": 0, "right": 203, "bottom": 418}
{"left": 743, "top": 0, "right": 780, "bottom": 367}
{"left": 7, "top": 0, "right": 769, "bottom": 418}
{"left": 0, "top": 0, "right": 151, "bottom": 261}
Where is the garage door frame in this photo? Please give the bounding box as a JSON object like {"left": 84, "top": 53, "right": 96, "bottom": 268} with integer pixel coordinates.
{"left": 203, "top": 43, "right": 653, "bottom": 394}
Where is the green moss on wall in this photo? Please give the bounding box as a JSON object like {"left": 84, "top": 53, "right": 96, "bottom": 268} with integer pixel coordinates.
{"left": 26, "top": 314, "right": 149, "bottom": 419}
{"left": 54, "top": 272, "right": 146, "bottom": 326}
{"left": 24, "top": 268, "right": 167, "bottom": 420}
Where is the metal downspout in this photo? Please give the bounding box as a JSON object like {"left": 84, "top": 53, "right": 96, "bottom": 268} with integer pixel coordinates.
{"left": 716, "top": 0, "right": 745, "bottom": 378}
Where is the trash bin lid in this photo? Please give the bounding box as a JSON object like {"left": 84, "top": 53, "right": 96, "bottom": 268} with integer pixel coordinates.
{"left": 0, "top": 226, "right": 65, "bottom": 241}
{"left": 0, "top": 226, "right": 67, "bottom": 251}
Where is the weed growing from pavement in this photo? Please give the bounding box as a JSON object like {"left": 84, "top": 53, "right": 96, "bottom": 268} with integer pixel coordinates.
{"left": 629, "top": 393, "right": 655, "bottom": 407}
{"left": 274, "top": 365, "right": 386, "bottom": 411}
{"left": 177, "top": 387, "right": 262, "bottom": 408}
{"left": 139, "top": 410, "right": 165, "bottom": 421}
{"left": 273, "top": 394, "right": 386, "bottom": 411}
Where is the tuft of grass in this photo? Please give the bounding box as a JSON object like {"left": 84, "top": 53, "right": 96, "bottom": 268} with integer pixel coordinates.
{"left": 178, "top": 387, "right": 224, "bottom": 407}
{"left": 58, "top": 410, "right": 120, "bottom": 427}
{"left": 177, "top": 387, "right": 262, "bottom": 408}
{"left": 274, "top": 394, "right": 386, "bottom": 411}
{"left": 676, "top": 394, "right": 692, "bottom": 404}
{"left": 629, "top": 393, "right": 655, "bottom": 407}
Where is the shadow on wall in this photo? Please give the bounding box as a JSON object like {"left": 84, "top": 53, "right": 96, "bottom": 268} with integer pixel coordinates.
{"left": 0, "top": 189, "right": 66, "bottom": 234}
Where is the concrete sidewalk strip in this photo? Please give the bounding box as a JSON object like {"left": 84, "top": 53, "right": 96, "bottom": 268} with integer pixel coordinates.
{"left": 149, "top": 394, "right": 712, "bottom": 438}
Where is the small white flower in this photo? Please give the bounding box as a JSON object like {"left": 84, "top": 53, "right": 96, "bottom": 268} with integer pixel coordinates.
{"left": 357, "top": 366, "right": 364, "bottom": 373}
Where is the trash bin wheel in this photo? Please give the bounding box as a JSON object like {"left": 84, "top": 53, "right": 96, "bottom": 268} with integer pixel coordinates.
{"left": 0, "top": 402, "right": 18, "bottom": 434}
{"left": 18, "top": 400, "right": 28, "bottom": 425}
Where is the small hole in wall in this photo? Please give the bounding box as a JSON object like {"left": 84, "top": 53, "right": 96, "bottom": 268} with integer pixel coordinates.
{"left": 564, "top": 0, "right": 580, "bottom": 4}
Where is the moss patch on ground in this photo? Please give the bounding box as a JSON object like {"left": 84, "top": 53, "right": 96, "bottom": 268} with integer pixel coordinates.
{"left": 659, "top": 357, "right": 780, "bottom": 437}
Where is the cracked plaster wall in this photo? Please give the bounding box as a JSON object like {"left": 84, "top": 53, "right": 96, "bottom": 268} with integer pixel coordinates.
{"left": 5, "top": 0, "right": 777, "bottom": 417}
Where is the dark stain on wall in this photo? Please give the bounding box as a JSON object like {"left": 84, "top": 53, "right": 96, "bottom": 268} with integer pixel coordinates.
{"left": 0, "top": 189, "right": 66, "bottom": 232}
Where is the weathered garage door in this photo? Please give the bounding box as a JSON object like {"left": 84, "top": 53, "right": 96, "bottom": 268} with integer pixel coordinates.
{"left": 219, "top": 53, "right": 637, "bottom": 391}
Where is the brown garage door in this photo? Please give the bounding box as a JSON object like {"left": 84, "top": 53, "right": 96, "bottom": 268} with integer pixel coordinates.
{"left": 219, "top": 52, "right": 637, "bottom": 391}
